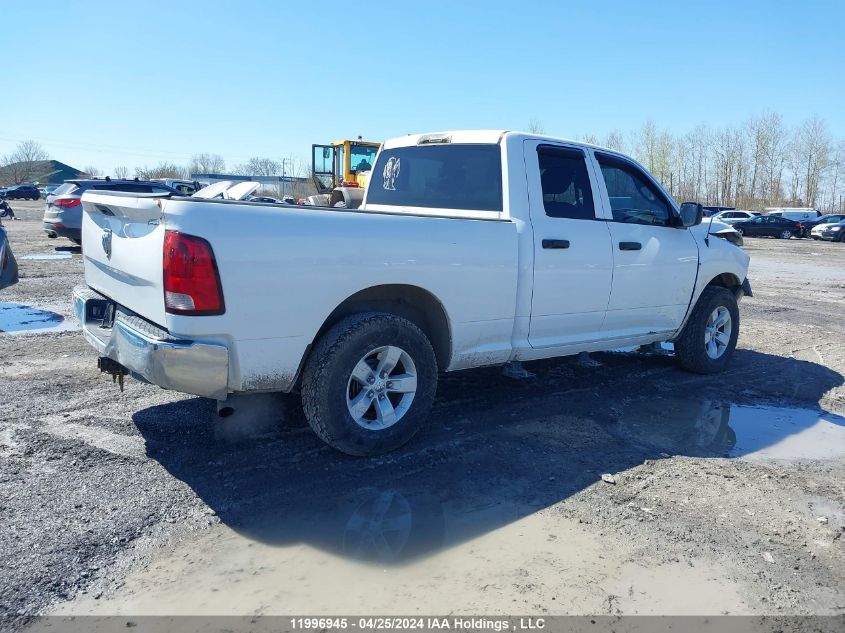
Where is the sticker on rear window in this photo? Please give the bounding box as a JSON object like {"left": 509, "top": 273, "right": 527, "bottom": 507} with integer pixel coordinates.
{"left": 382, "top": 157, "right": 401, "bottom": 190}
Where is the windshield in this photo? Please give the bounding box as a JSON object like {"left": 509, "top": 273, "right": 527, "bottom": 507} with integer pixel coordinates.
{"left": 349, "top": 144, "right": 379, "bottom": 173}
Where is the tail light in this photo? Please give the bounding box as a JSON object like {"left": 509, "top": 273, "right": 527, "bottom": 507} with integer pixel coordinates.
{"left": 163, "top": 230, "right": 225, "bottom": 315}
{"left": 53, "top": 198, "right": 81, "bottom": 208}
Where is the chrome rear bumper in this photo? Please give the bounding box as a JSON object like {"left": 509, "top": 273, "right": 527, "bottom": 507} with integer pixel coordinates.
{"left": 73, "top": 285, "right": 229, "bottom": 399}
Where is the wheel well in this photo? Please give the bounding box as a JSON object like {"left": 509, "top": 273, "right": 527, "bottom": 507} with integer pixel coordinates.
{"left": 312, "top": 285, "right": 452, "bottom": 371}
{"left": 706, "top": 273, "right": 741, "bottom": 291}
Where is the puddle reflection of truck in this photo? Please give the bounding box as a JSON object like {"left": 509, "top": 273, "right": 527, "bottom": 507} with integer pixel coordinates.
{"left": 72, "top": 130, "right": 752, "bottom": 456}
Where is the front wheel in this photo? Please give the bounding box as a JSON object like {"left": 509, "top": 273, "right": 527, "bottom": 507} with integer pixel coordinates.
{"left": 735, "top": 227, "right": 744, "bottom": 236}
{"left": 301, "top": 312, "right": 438, "bottom": 456}
{"left": 674, "top": 287, "right": 740, "bottom": 374}
{"left": 779, "top": 230, "right": 792, "bottom": 239}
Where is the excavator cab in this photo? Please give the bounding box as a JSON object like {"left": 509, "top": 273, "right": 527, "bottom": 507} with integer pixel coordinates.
{"left": 312, "top": 139, "right": 381, "bottom": 196}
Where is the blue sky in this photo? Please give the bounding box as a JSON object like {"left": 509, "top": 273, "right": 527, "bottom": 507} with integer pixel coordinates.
{"left": 1, "top": 0, "right": 842, "bottom": 173}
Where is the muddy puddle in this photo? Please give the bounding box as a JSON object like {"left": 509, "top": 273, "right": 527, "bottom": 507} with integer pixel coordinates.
{"left": 0, "top": 301, "right": 79, "bottom": 334}
{"left": 55, "top": 505, "right": 750, "bottom": 617}
{"left": 49, "top": 394, "right": 842, "bottom": 617}
{"left": 605, "top": 398, "right": 845, "bottom": 462}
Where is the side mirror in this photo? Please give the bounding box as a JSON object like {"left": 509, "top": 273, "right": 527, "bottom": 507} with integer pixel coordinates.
{"left": 679, "top": 202, "right": 703, "bottom": 227}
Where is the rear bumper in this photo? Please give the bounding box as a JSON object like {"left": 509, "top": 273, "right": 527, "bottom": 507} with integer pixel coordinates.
{"left": 43, "top": 221, "right": 81, "bottom": 241}
{"left": 73, "top": 284, "right": 230, "bottom": 399}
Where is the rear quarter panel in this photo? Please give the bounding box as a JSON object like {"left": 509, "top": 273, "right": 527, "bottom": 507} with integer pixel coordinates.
{"left": 161, "top": 199, "right": 519, "bottom": 392}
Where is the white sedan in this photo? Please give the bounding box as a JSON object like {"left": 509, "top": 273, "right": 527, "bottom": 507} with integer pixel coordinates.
{"left": 712, "top": 210, "right": 759, "bottom": 224}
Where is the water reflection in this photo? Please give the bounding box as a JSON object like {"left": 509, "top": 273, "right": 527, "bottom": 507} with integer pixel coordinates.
{"left": 609, "top": 398, "right": 845, "bottom": 461}
{"left": 0, "top": 301, "right": 78, "bottom": 334}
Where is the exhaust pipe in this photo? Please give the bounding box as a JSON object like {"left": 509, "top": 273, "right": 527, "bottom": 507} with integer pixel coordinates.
{"left": 217, "top": 399, "right": 235, "bottom": 418}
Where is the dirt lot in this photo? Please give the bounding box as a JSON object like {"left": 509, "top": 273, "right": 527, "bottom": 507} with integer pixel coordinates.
{"left": 1, "top": 200, "right": 844, "bottom": 625}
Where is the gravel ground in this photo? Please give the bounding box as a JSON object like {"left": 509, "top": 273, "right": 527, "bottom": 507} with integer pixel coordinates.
{"left": 1, "top": 201, "right": 844, "bottom": 626}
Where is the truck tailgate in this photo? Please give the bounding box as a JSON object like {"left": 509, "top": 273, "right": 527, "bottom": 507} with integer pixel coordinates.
{"left": 80, "top": 192, "right": 168, "bottom": 326}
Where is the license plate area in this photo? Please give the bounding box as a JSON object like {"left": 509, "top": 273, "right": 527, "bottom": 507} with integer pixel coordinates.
{"left": 83, "top": 297, "right": 114, "bottom": 328}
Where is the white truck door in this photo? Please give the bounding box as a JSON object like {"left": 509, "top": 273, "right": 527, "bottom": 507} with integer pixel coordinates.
{"left": 524, "top": 140, "right": 614, "bottom": 348}
{"left": 592, "top": 151, "right": 699, "bottom": 337}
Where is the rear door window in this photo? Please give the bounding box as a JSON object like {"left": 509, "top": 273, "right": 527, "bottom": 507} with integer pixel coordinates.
{"left": 537, "top": 146, "right": 595, "bottom": 220}
{"left": 366, "top": 144, "right": 503, "bottom": 212}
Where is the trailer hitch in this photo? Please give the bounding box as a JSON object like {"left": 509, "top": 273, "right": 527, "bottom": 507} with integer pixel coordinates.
{"left": 98, "top": 357, "right": 129, "bottom": 392}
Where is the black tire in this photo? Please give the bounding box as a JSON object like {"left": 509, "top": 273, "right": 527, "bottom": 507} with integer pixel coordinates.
{"left": 674, "top": 286, "right": 740, "bottom": 374}
{"left": 779, "top": 229, "right": 792, "bottom": 239}
{"left": 301, "top": 312, "right": 438, "bottom": 456}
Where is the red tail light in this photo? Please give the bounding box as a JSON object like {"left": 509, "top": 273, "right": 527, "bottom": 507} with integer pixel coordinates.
{"left": 54, "top": 198, "right": 81, "bottom": 208}
{"left": 163, "top": 231, "right": 225, "bottom": 315}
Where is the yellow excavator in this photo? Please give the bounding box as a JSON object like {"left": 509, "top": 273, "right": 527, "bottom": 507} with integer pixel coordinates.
{"left": 310, "top": 137, "right": 381, "bottom": 208}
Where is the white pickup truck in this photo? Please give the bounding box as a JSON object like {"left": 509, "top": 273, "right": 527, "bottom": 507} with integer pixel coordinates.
{"left": 73, "top": 130, "right": 751, "bottom": 456}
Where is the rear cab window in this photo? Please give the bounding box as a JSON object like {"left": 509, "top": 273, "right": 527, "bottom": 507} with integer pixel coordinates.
{"left": 365, "top": 144, "right": 503, "bottom": 218}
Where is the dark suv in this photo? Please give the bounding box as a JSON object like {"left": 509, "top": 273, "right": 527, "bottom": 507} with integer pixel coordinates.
{"left": 43, "top": 178, "right": 188, "bottom": 244}
{"left": 0, "top": 183, "right": 40, "bottom": 200}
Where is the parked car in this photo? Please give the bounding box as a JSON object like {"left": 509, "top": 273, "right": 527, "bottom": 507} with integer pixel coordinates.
{"left": 766, "top": 208, "right": 821, "bottom": 223}
{"left": 712, "top": 210, "right": 759, "bottom": 224}
{"left": 0, "top": 223, "right": 19, "bottom": 290}
{"left": 44, "top": 178, "right": 190, "bottom": 244}
{"left": 704, "top": 217, "right": 744, "bottom": 246}
{"left": 151, "top": 178, "right": 201, "bottom": 195}
{"left": 73, "top": 129, "right": 751, "bottom": 456}
{"left": 732, "top": 215, "right": 802, "bottom": 239}
{"left": 816, "top": 220, "right": 845, "bottom": 242}
{"left": 0, "top": 183, "right": 40, "bottom": 200}
{"left": 802, "top": 213, "right": 845, "bottom": 238}
{"left": 702, "top": 205, "right": 735, "bottom": 217}
{"left": 39, "top": 185, "right": 59, "bottom": 199}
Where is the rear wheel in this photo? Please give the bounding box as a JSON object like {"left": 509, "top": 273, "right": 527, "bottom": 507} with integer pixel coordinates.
{"left": 301, "top": 312, "right": 438, "bottom": 456}
{"left": 674, "top": 286, "right": 739, "bottom": 374}
{"left": 779, "top": 229, "right": 792, "bottom": 239}
{"left": 735, "top": 227, "right": 744, "bottom": 236}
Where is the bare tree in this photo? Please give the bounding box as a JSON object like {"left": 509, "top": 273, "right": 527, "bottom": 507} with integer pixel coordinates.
{"left": 527, "top": 118, "right": 545, "bottom": 134}
{"left": 793, "top": 116, "right": 831, "bottom": 208}
{"left": 189, "top": 153, "right": 226, "bottom": 175}
{"left": 113, "top": 166, "right": 130, "bottom": 179}
{"left": 135, "top": 162, "right": 187, "bottom": 179}
{"left": 1, "top": 140, "right": 50, "bottom": 183}
{"left": 83, "top": 166, "right": 101, "bottom": 178}
{"left": 232, "top": 157, "right": 280, "bottom": 177}
{"left": 603, "top": 130, "right": 625, "bottom": 152}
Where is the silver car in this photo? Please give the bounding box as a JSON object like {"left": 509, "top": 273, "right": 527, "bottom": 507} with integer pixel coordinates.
{"left": 43, "top": 179, "right": 188, "bottom": 244}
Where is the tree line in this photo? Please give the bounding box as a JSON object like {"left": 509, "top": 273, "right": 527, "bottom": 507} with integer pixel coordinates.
{"left": 572, "top": 113, "right": 844, "bottom": 213}
{"left": 5, "top": 112, "right": 844, "bottom": 212}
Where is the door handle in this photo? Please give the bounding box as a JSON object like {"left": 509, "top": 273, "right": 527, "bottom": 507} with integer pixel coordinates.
{"left": 619, "top": 241, "right": 642, "bottom": 251}
{"left": 542, "top": 239, "right": 570, "bottom": 249}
